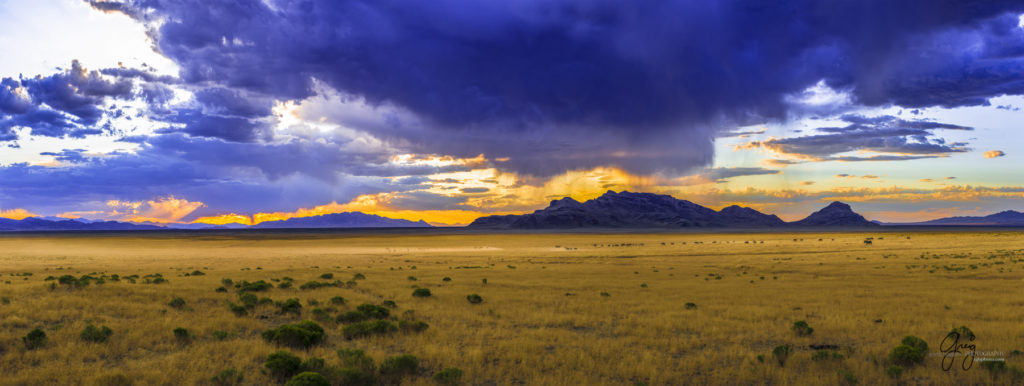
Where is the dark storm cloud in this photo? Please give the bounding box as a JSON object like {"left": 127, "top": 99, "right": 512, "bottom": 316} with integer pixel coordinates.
{"left": 705, "top": 167, "right": 780, "bottom": 182}
{"left": 21, "top": 60, "right": 133, "bottom": 126}
{"left": 0, "top": 60, "right": 174, "bottom": 140}
{"left": 157, "top": 110, "right": 264, "bottom": 142}
{"left": 39, "top": 149, "right": 88, "bottom": 163}
{"left": 87, "top": 0, "right": 1024, "bottom": 175}
{"left": 747, "top": 115, "right": 973, "bottom": 160}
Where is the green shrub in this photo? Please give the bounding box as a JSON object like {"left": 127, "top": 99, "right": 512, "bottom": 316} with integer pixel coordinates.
{"left": 337, "top": 311, "right": 368, "bottom": 324}
{"left": 356, "top": 304, "right": 389, "bottom": 319}
{"left": 335, "top": 368, "right": 375, "bottom": 386}
{"left": 342, "top": 320, "right": 397, "bottom": 340}
{"left": 885, "top": 365, "right": 903, "bottom": 378}
{"left": 889, "top": 336, "right": 928, "bottom": 366}
{"left": 265, "top": 351, "right": 302, "bottom": 380}
{"left": 238, "top": 280, "right": 272, "bottom": 292}
{"left": 299, "top": 281, "right": 339, "bottom": 290}
{"left": 229, "top": 303, "right": 248, "bottom": 317}
{"left": 792, "top": 320, "right": 814, "bottom": 336}
{"left": 212, "top": 330, "right": 230, "bottom": 340}
{"left": 278, "top": 281, "right": 293, "bottom": 289}
{"left": 399, "top": 320, "right": 429, "bottom": 333}
{"left": 190, "top": 270, "right": 206, "bottom": 276}
{"left": 412, "top": 288, "right": 432, "bottom": 297}
{"left": 379, "top": 354, "right": 419, "bottom": 377}
{"left": 337, "top": 348, "right": 375, "bottom": 373}
{"left": 80, "top": 324, "right": 113, "bottom": 343}
{"left": 173, "top": 327, "right": 190, "bottom": 342}
{"left": 285, "top": 372, "right": 330, "bottom": 386}
{"left": 329, "top": 296, "right": 346, "bottom": 305}
{"left": 408, "top": 276, "right": 417, "bottom": 281}
{"left": 433, "top": 367, "right": 464, "bottom": 385}
{"left": 239, "top": 292, "right": 259, "bottom": 308}
{"left": 300, "top": 357, "right": 325, "bottom": 372}
{"left": 772, "top": 344, "right": 792, "bottom": 367}
{"left": 23, "top": 328, "right": 46, "bottom": 349}
{"left": 811, "top": 350, "right": 843, "bottom": 361}
{"left": 600, "top": 291, "right": 611, "bottom": 297}
{"left": 352, "top": 273, "right": 366, "bottom": 280}
{"left": 685, "top": 302, "right": 698, "bottom": 309}
{"left": 221, "top": 278, "right": 233, "bottom": 286}
{"left": 381, "top": 300, "right": 397, "bottom": 308}
{"left": 442, "top": 277, "right": 452, "bottom": 282}
{"left": 211, "top": 368, "right": 244, "bottom": 385}
{"left": 466, "top": 294, "right": 483, "bottom": 304}
{"left": 215, "top": 286, "right": 228, "bottom": 293}
{"left": 262, "top": 321, "right": 326, "bottom": 349}
{"left": 319, "top": 273, "right": 333, "bottom": 279}
{"left": 277, "top": 298, "right": 302, "bottom": 315}
{"left": 311, "top": 308, "right": 332, "bottom": 323}
{"left": 168, "top": 297, "right": 186, "bottom": 309}
{"left": 950, "top": 325, "right": 976, "bottom": 340}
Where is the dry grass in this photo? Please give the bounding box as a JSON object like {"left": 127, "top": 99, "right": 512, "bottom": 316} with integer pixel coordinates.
{"left": 1, "top": 230, "right": 1023, "bottom": 385}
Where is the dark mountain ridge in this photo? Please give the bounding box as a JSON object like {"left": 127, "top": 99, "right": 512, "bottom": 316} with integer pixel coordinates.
{"left": 900, "top": 210, "right": 1024, "bottom": 226}
{"left": 0, "top": 212, "right": 431, "bottom": 232}
{"left": 0, "top": 217, "right": 163, "bottom": 231}
{"left": 252, "top": 212, "right": 430, "bottom": 229}
{"left": 469, "top": 190, "right": 872, "bottom": 229}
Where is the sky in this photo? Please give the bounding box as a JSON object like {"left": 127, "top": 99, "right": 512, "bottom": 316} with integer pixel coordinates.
{"left": 1, "top": 0, "right": 1023, "bottom": 226}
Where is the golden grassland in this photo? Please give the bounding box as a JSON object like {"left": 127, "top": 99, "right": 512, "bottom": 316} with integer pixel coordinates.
{"left": 1, "top": 230, "right": 1023, "bottom": 385}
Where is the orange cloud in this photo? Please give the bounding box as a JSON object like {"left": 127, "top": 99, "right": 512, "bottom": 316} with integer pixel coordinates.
{"left": 109, "top": 196, "right": 205, "bottom": 223}
{"left": 984, "top": 150, "right": 1005, "bottom": 158}
{"left": 0, "top": 208, "right": 36, "bottom": 220}
{"left": 192, "top": 213, "right": 254, "bottom": 226}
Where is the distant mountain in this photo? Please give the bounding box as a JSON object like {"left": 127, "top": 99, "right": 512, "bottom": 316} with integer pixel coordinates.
{"left": 469, "top": 190, "right": 807, "bottom": 229}
{"left": 791, "top": 201, "right": 879, "bottom": 227}
{"left": 164, "top": 222, "right": 250, "bottom": 230}
{"left": 908, "top": 210, "right": 1024, "bottom": 226}
{"left": 0, "top": 217, "right": 164, "bottom": 231}
{"left": 252, "top": 212, "right": 431, "bottom": 228}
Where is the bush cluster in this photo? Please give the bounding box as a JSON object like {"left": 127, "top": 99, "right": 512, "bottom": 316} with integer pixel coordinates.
{"left": 342, "top": 320, "right": 397, "bottom": 340}
{"left": 791, "top": 320, "right": 814, "bottom": 336}
{"left": 412, "top": 288, "right": 432, "bottom": 298}
{"left": 262, "top": 321, "right": 326, "bottom": 349}
{"left": 889, "top": 336, "right": 928, "bottom": 366}
{"left": 80, "top": 324, "right": 114, "bottom": 343}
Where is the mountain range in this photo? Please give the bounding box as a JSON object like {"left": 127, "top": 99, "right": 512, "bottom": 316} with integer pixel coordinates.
{"left": 0, "top": 217, "right": 163, "bottom": 231}
{"left": 470, "top": 191, "right": 876, "bottom": 229}
{"left": 3, "top": 192, "right": 1023, "bottom": 231}
{"left": 0, "top": 212, "right": 430, "bottom": 232}
{"left": 894, "top": 210, "right": 1024, "bottom": 226}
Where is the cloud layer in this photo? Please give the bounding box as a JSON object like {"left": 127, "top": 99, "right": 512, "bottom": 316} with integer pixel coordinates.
{"left": 2, "top": 1, "right": 1024, "bottom": 222}
{"left": 84, "top": 0, "right": 1024, "bottom": 176}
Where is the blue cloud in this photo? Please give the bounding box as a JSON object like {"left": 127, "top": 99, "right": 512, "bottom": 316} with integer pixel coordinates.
{"left": 84, "top": 0, "right": 1024, "bottom": 175}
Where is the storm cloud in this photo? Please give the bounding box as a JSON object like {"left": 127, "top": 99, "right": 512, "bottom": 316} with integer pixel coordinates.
{"left": 86, "top": 0, "right": 1024, "bottom": 175}
{"left": 743, "top": 115, "right": 973, "bottom": 161}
